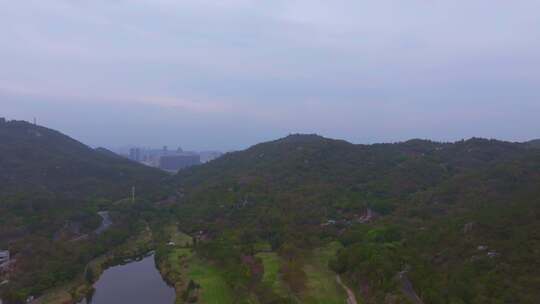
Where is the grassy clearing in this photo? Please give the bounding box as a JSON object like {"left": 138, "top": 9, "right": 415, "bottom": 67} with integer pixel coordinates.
{"left": 165, "top": 224, "right": 193, "bottom": 247}
{"left": 158, "top": 247, "right": 192, "bottom": 303}
{"left": 256, "top": 252, "right": 290, "bottom": 298}
{"left": 188, "top": 256, "right": 234, "bottom": 304}
{"left": 302, "top": 242, "right": 346, "bottom": 304}
{"left": 172, "top": 231, "right": 193, "bottom": 247}
{"left": 256, "top": 245, "right": 346, "bottom": 304}
{"left": 160, "top": 247, "right": 234, "bottom": 304}
{"left": 159, "top": 223, "right": 231, "bottom": 304}
{"left": 168, "top": 248, "right": 191, "bottom": 273}
{"left": 32, "top": 286, "right": 75, "bottom": 304}
{"left": 254, "top": 242, "right": 272, "bottom": 252}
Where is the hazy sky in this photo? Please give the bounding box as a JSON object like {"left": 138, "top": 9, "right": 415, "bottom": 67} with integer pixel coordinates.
{"left": 1, "top": 1, "right": 539, "bottom": 150}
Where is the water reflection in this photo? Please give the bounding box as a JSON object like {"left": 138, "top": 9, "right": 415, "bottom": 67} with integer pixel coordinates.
{"left": 80, "top": 254, "right": 174, "bottom": 304}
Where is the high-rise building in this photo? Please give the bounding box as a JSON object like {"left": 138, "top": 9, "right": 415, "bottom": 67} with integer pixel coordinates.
{"left": 159, "top": 154, "right": 201, "bottom": 172}
{"left": 129, "top": 147, "right": 141, "bottom": 162}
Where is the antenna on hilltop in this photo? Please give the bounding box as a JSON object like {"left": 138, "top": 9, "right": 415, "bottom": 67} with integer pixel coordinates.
{"left": 131, "top": 186, "right": 136, "bottom": 203}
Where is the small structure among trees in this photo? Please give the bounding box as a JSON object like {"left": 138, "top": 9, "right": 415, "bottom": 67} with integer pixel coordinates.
{"left": 0, "top": 250, "right": 9, "bottom": 266}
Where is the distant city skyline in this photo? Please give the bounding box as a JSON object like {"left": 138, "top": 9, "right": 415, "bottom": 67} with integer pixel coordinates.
{"left": 1, "top": 114, "right": 539, "bottom": 153}
{"left": 2, "top": 1, "right": 540, "bottom": 150}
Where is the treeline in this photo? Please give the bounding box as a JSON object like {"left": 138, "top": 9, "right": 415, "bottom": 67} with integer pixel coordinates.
{"left": 170, "top": 135, "right": 540, "bottom": 303}
{"left": 0, "top": 198, "right": 172, "bottom": 303}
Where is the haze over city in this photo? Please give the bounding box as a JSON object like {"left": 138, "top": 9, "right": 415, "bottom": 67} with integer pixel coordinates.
{"left": 2, "top": 1, "right": 540, "bottom": 150}
{"left": 3, "top": 2, "right": 540, "bottom": 304}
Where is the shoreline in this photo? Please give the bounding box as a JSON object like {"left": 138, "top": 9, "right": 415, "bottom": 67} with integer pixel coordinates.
{"left": 32, "top": 224, "right": 154, "bottom": 304}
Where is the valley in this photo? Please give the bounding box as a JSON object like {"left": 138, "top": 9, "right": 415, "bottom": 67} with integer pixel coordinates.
{"left": 1, "top": 122, "right": 540, "bottom": 303}
{"left": 3, "top": 1, "right": 539, "bottom": 302}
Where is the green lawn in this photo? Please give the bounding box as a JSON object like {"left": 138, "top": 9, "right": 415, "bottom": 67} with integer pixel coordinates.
{"left": 188, "top": 256, "right": 235, "bottom": 304}
{"left": 165, "top": 223, "right": 193, "bottom": 247}
{"left": 302, "top": 242, "right": 346, "bottom": 304}
{"left": 254, "top": 242, "right": 272, "bottom": 252}
{"left": 164, "top": 242, "right": 345, "bottom": 304}
{"left": 171, "top": 231, "right": 193, "bottom": 247}
{"left": 256, "top": 246, "right": 346, "bottom": 304}
{"left": 163, "top": 247, "right": 234, "bottom": 304}
{"left": 256, "top": 252, "right": 290, "bottom": 298}
{"left": 168, "top": 248, "right": 191, "bottom": 273}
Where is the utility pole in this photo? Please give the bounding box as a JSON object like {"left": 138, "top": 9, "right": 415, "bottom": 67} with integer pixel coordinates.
{"left": 131, "top": 186, "right": 136, "bottom": 203}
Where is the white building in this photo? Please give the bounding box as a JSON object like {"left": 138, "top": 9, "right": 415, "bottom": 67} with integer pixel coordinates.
{"left": 0, "top": 251, "right": 9, "bottom": 265}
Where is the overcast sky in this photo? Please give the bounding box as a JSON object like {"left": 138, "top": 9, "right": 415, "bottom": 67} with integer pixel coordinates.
{"left": 1, "top": 1, "right": 539, "bottom": 151}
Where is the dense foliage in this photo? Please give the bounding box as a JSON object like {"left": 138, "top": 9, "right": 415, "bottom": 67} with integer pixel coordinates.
{"left": 2, "top": 122, "right": 540, "bottom": 303}
{"left": 171, "top": 134, "right": 540, "bottom": 303}
{"left": 0, "top": 121, "right": 171, "bottom": 301}
{"left": 0, "top": 121, "right": 169, "bottom": 238}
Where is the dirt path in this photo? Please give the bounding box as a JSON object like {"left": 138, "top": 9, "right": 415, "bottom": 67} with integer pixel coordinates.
{"left": 397, "top": 271, "right": 424, "bottom": 304}
{"left": 336, "top": 275, "right": 358, "bottom": 304}
{"left": 95, "top": 211, "right": 112, "bottom": 235}
{"left": 358, "top": 208, "right": 374, "bottom": 223}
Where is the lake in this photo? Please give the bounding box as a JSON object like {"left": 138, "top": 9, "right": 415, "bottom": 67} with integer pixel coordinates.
{"left": 80, "top": 253, "right": 175, "bottom": 304}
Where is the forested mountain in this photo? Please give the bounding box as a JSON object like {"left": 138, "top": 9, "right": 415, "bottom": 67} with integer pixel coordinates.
{"left": 171, "top": 134, "right": 540, "bottom": 303}
{"left": 174, "top": 134, "right": 535, "bottom": 229}
{"left": 0, "top": 120, "right": 166, "bottom": 200}
{"left": 528, "top": 139, "right": 540, "bottom": 148}
{"left": 0, "top": 120, "right": 170, "bottom": 301}
{"left": 0, "top": 120, "right": 170, "bottom": 240}
{"left": 2, "top": 126, "right": 539, "bottom": 303}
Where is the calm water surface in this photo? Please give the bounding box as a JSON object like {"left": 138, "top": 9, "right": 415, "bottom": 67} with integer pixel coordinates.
{"left": 81, "top": 254, "right": 175, "bottom": 304}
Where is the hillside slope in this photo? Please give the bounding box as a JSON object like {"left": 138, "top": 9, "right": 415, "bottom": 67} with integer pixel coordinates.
{"left": 172, "top": 134, "right": 540, "bottom": 303}
{"left": 527, "top": 138, "right": 540, "bottom": 148}
{"left": 0, "top": 120, "right": 166, "bottom": 200}
{"left": 174, "top": 134, "right": 533, "bottom": 230}
{"left": 0, "top": 120, "right": 171, "bottom": 301}
{"left": 0, "top": 120, "right": 171, "bottom": 240}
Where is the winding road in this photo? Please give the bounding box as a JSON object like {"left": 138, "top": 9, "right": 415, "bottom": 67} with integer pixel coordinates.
{"left": 336, "top": 275, "right": 358, "bottom": 304}
{"left": 95, "top": 211, "right": 112, "bottom": 235}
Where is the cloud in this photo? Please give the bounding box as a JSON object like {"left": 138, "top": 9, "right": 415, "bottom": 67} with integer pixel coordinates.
{"left": 1, "top": 1, "right": 539, "bottom": 149}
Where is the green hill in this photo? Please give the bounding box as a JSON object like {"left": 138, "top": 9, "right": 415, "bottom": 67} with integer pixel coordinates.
{"left": 527, "top": 139, "right": 540, "bottom": 148}
{"left": 0, "top": 121, "right": 170, "bottom": 300}
{"left": 0, "top": 121, "right": 169, "bottom": 239}
{"left": 171, "top": 134, "right": 540, "bottom": 303}
{"left": 174, "top": 134, "right": 534, "bottom": 229}
{"left": 0, "top": 120, "right": 166, "bottom": 200}
{"left": 3, "top": 127, "right": 540, "bottom": 303}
